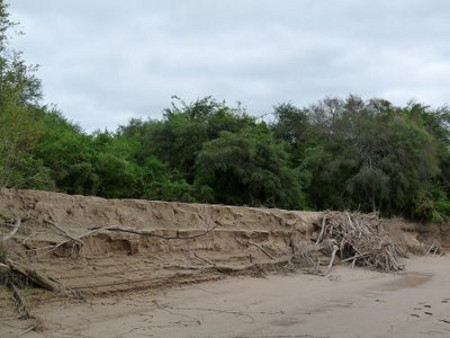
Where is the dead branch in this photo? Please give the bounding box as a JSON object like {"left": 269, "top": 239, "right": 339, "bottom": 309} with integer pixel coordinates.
{"left": 341, "top": 252, "right": 368, "bottom": 263}
{"left": 2, "top": 219, "right": 21, "bottom": 241}
{"left": 26, "top": 222, "right": 220, "bottom": 258}
{"left": 193, "top": 253, "right": 217, "bottom": 266}
{"left": 315, "top": 214, "right": 327, "bottom": 245}
{"left": 90, "top": 224, "right": 219, "bottom": 240}
{"left": 5, "top": 259, "right": 60, "bottom": 292}
{"left": 247, "top": 241, "right": 276, "bottom": 260}
{"left": 179, "top": 254, "right": 293, "bottom": 274}
{"left": 32, "top": 223, "right": 220, "bottom": 255}
{"left": 315, "top": 211, "right": 403, "bottom": 272}
{"left": 17, "top": 318, "right": 45, "bottom": 337}
{"left": 324, "top": 245, "right": 339, "bottom": 276}
{"left": 45, "top": 220, "right": 83, "bottom": 244}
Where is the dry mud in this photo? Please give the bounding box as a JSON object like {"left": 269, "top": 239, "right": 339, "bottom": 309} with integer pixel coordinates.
{"left": 0, "top": 188, "right": 449, "bottom": 337}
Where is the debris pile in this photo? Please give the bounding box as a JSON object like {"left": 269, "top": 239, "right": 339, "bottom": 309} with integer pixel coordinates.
{"left": 315, "top": 211, "right": 405, "bottom": 271}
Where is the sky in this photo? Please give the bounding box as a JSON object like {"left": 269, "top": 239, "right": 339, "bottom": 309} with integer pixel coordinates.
{"left": 9, "top": 0, "right": 450, "bottom": 132}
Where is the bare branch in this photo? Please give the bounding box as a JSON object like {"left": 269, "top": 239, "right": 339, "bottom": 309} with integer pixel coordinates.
{"left": 324, "top": 244, "right": 339, "bottom": 276}
{"left": 247, "top": 240, "right": 276, "bottom": 260}
{"left": 2, "top": 218, "right": 21, "bottom": 241}
{"left": 45, "top": 220, "right": 83, "bottom": 244}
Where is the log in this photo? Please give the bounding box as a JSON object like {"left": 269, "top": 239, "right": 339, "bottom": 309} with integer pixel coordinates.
{"left": 6, "top": 259, "right": 59, "bottom": 292}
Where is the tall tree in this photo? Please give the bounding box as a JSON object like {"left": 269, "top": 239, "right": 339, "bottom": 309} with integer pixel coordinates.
{"left": 0, "top": 0, "right": 51, "bottom": 188}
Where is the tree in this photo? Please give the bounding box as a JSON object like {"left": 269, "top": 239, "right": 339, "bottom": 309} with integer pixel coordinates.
{"left": 273, "top": 96, "right": 447, "bottom": 219}
{"left": 196, "top": 124, "right": 305, "bottom": 209}
{"left": 122, "top": 97, "right": 257, "bottom": 183}
{"left": 0, "top": 0, "right": 51, "bottom": 188}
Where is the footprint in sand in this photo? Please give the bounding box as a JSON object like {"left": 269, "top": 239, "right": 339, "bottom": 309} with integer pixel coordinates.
{"left": 422, "top": 303, "right": 433, "bottom": 316}
{"left": 411, "top": 314, "right": 420, "bottom": 318}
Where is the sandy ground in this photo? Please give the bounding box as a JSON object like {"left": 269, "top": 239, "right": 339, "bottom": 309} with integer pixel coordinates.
{"left": 1, "top": 189, "right": 448, "bottom": 337}
{"left": 2, "top": 255, "right": 449, "bottom": 338}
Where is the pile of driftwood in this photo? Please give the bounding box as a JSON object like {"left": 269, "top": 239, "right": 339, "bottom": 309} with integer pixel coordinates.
{"left": 315, "top": 211, "right": 405, "bottom": 271}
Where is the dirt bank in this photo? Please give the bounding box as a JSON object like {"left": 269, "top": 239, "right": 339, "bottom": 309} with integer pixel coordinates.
{"left": 0, "top": 188, "right": 448, "bottom": 337}
{"left": 0, "top": 188, "right": 320, "bottom": 297}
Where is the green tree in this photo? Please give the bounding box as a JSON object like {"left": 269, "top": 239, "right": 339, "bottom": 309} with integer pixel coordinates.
{"left": 196, "top": 124, "right": 305, "bottom": 209}
{"left": 120, "top": 97, "right": 256, "bottom": 183}
{"left": 0, "top": 1, "right": 52, "bottom": 188}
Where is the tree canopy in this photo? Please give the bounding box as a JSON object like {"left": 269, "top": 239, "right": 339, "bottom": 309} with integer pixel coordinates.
{"left": 0, "top": 1, "right": 449, "bottom": 222}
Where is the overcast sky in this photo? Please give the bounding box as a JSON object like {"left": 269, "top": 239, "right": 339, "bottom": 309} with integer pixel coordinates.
{"left": 9, "top": 0, "right": 450, "bottom": 132}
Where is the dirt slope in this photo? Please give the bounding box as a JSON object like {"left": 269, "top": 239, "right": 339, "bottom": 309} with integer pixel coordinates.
{"left": 0, "top": 188, "right": 320, "bottom": 297}
{"left": 0, "top": 188, "right": 448, "bottom": 337}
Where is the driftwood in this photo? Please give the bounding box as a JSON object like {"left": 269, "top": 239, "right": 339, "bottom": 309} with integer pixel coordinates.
{"left": 234, "top": 239, "right": 277, "bottom": 260}
{"left": 315, "top": 211, "right": 403, "bottom": 271}
{"left": 324, "top": 244, "right": 339, "bottom": 276}
{"left": 315, "top": 215, "right": 327, "bottom": 245}
{"left": 4, "top": 259, "right": 60, "bottom": 292}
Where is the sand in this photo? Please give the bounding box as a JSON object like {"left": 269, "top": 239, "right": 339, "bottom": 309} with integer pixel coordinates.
{"left": 1, "top": 188, "right": 449, "bottom": 337}
{"left": 1, "top": 255, "right": 449, "bottom": 338}
{"left": 0, "top": 188, "right": 321, "bottom": 296}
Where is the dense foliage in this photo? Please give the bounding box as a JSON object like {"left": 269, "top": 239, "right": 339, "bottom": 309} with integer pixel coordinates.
{"left": 0, "top": 1, "right": 449, "bottom": 221}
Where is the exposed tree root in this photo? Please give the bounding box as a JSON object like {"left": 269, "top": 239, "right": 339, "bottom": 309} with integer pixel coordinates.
{"left": 32, "top": 222, "right": 220, "bottom": 255}
{"left": 88, "top": 224, "right": 219, "bottom": 240}
{"left": 247, "top": 240, "right": 277, "bottom": 260}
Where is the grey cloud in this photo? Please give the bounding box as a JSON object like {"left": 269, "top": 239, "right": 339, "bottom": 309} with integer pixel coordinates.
{"left": 8, "top": 0, "right": 450, "bottom": 131}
